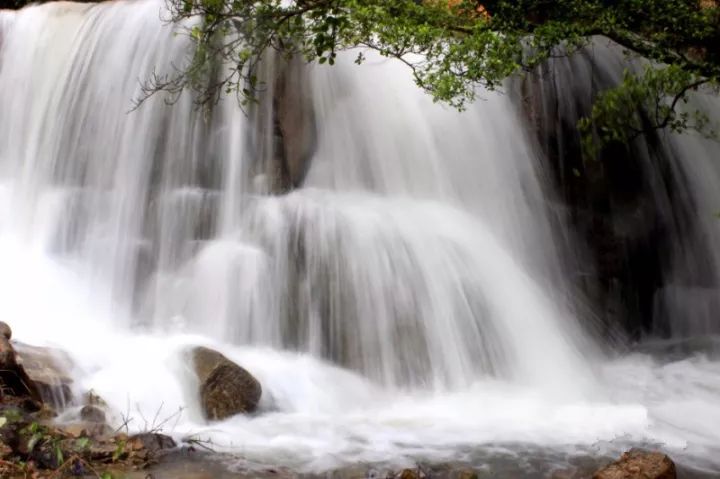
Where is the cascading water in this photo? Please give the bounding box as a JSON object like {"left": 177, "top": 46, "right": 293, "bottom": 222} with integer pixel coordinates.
{"left": 1, "top": 1, "right": 720, "bottom": 476}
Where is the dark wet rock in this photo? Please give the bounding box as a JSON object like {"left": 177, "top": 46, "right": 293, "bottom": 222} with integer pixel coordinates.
{"left": 593, "top": 450, "right": 676, "bottom": 479}
{"left": 0, "top": 337, "right": 43, "bottom": 409}
{"left": 0, "top": 335, "right": 15, "bottom": 369}
{"left": 191, "top": 346, "right": 262, "bottom": 420}
{"left": 80, "top": 404, "right": 106, "bottom": 423}
{"left": 0, "top": 321, "right": 12, "bottom": 340}
{"left": 13, "top": 341, "right": 74, "bottom": 408}
{"left": 274, "top": 56, "right": 316, "bottom": 190}
{"left": 517, "top": 42, "right": 720, "bottom": 340}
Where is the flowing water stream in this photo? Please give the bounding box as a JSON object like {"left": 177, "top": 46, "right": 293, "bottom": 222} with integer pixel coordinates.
{"left": 1, "top": 1, "right": 720, "bottom": 476}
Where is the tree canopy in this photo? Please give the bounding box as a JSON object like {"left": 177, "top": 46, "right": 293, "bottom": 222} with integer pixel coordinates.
{"left": 144, "top": 0, "right": 720, "bottom": 153}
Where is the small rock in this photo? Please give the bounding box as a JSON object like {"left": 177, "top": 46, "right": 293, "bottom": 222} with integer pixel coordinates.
{"left": 80, "top": 405, "right": 106, "bottom": 424}
{"left": 84, "top": 389, "right": 107, "bottom": 408}
{"left": 87, "top": 440, "right": 120, "bottom": 460}
{"left": 0, "top": 322, "right": 11, "bottom": 340}
{"left": 127, "top": 432, "right": 176, "bottom": 454}
{"left": 396, "top": 469, "right": 425, "bottom": 479}
{"left": 593, "top": 450, "right": 676, "bottom": 479}
{"left": 60, "top": 421, "right": 112, "bottom": 439}
{"left": 191, "top": 346, "right": 262, "bottom": 420}
{"left": 451, "top": 470, "right": 479, "bottom": 479}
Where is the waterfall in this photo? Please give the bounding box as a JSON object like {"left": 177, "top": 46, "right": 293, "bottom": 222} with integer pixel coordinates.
{"left": 0, "top": 0, "right": 592, "bottom": 389}
{"left": 1, "top": 1, "right": 720, "bottom": 474}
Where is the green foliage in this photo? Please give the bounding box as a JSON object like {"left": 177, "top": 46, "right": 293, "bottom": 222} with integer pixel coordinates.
{"left": 580, "top": 64, "right": 718, "bottom": 156}
{"left": 112, "top": 438, "right": 126, "bottom": 462}
{"left": 143, "top": 0, "right": 720, "bottom": 151}
{"left": 76, "top": 436, "right": 91, "bottom": 449}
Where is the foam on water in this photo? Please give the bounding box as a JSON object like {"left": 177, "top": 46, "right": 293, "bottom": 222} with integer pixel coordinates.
{"left": 2, "top": 238, "right": 720, "bottom": 473}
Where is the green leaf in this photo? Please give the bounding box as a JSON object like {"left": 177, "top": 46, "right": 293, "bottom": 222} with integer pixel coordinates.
{"left": 55, "top": 443, "right": 64, "bottom": 466}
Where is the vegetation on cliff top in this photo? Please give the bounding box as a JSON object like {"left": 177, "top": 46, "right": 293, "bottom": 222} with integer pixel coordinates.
{"left": 4, "top": 0, "right": 718, "bottom": 150}
{"left": 136, "top": 0, "right": 720, "bottom": 154}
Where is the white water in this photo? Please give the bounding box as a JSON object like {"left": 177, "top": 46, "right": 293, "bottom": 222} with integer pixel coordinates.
{"left": 1, "top": 1, "right": 720, "bottom": 475}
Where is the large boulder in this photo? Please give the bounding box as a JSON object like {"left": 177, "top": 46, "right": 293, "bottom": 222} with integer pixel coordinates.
{"left": 593, "top": 450, "right": 676, "bottom": 479}
{"left": 191, "top": 346, "right": 262, "bottom": 420}
{"left": 274, "top": 56, "right": 316, "bottom": 191}
{"left": 0, "top": 330, "right": 43, "bottom": 409}
{"left": 13, "top": 342, "right": 74, "bottom": 408}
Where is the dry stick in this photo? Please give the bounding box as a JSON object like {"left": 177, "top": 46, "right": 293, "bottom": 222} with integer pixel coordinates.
{"left": 149, "top": 406, "right": 184, "bottom": 434}
{"left": 136, "top": 403, "right": 150, "bottom": 432}
{"left": 114, "top": 413, "right": 133, "bottom": 435}
{"left": 150, "top": 401, "right": 164, "bottom": 432}
{"left": 183, "top": 436, "right": 215, "bottom": 453}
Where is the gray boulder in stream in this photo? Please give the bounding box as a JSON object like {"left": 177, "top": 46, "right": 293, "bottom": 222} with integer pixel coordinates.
{"left": 191, "top": 346, "right": 262, "bottom": 420}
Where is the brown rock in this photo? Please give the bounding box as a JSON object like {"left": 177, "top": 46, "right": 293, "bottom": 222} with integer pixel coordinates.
{"left": 191, "top": 347, "right": 262, "bottom": 420}
{"left": 80, "top": 405, "right": 106, "bottom": 424}
{"left": 0, "top": 338, "right": 43, "bottom": 408}
{"left": 127, "top": 432, "right": 176, "bottom": 454}
{"left": 84, "top": 389, "right": 108, "bottom": 408}
{"left": 593, "top": 450, "right": 676, "bottom": 479}
{"left": 396, "top": 469, "right": 425, "bottom": 479}
{"left": 60, "top": 421, "right": 112, "bottom": 439}
{"left": 87, "top": 440, "right": 120, "bottom": 460}
{"left": 451, "top": 470, "right": 479, "bottom": 479}
{"left": 13, "top": 342, "right": 74, "bottom": 408}
{"left": 0, "top": 322, "right": 11, "bottom": 340}
{"left": 0, "top": 336, "right": 17, "bottom": 370}
{"left": 271, "top": 56, "right": 316, "bottom": 191}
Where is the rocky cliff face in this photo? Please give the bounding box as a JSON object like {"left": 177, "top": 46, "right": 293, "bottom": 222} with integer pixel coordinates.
{"left": 517, "top": 40, "right": 720, "bottom": 341}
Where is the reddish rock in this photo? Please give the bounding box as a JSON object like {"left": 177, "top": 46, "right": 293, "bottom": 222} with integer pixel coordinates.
{"left": 396, "top": 469, "right": 423, "bottom": 479}
{"left": 593, "top": 450, "right": 676, "bottom": 479}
